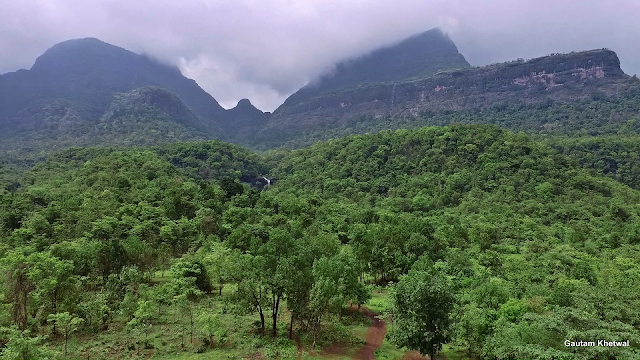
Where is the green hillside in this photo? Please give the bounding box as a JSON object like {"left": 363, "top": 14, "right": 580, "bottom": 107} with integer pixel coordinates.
{"left": 1, "top": 126, "right": 639, "bottom": 359}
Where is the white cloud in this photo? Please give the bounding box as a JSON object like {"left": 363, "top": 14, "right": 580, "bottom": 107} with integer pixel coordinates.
{"left": 1, "top": 0, "right": 638, "bottom": 111}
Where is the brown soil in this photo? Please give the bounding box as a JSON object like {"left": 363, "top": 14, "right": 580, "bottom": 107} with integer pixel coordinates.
{"left": 353, "top": 306, "right": 387, "bottom": 360}
{"left": 291, "top": 329, "right": 303, "bottom": 360}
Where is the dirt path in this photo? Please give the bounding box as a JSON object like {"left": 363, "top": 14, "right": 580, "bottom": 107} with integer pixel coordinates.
{"left": 292, "top": 329, "right": 303, "bottom": 360}
{"left": 353, "top": 306, "right": 387, "bottom": 360}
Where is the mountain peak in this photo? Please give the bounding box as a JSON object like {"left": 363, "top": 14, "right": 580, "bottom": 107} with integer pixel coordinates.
{"left": 277, "top": 27, "right": 470, "bottom": 111}
{"left": 327, "top": 26, "right": 468, "bottom": 82}
{"left": 32, "top": 37, "right": 136, "bottom": 72}
{"left": 236, "top": 98, "right": 253, "bottom": 107}
{"left": 0, "top": 37, "right": 231, "bottom": 142}
{"left": 51, "top": 37, "right": 109, "bottom": 47}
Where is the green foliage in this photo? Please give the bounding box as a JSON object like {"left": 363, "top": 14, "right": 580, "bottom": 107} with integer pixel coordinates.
{"left": 47, "top": 312, "right": 83, "bottom": 356}
{"left": 171, "top": 256, "right": 213, "bottom": 294}
{"left": 1, "top": 124, "right": 640, "bottom": 358}
{"left": 393, "top": 261, "right": 455, "bottom": 359}
{"left": 0, "top": 327, "right": 55, "bottom": 360}
{"left": 547, "top": 134, "right": 640, "bottom": 190}
{"left": 126, "top": 300, "right": 158, "bottom": 353}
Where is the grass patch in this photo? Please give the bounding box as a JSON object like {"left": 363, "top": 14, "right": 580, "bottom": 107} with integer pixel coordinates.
{"left": 374, "top": 340, "right": 406, "bottom": 360}
{"left": 366, "top": 287, "right": 392, "bottom": 314}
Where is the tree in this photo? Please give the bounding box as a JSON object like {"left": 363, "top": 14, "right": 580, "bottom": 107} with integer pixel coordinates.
{"left": 46, "top": 312, "right": 83, "bottom": 357}
{"left": 79, "top": 291, "right": 111, "bottom": 332}
{"left": 126, "top": 300, "right": 157, "bottom": 354}
{"left": 27, "top": 252, "right": 78, "bottom": 332}
{"left": 235, "top": 254, "right": 269, "bottom": 336}
{"left": 172, "top": 281, "right": 202, "bottom": 347}
{"left": 0, "top": 326, "right": 55, "bottom": 360}
{"left": 171, "top": 255, "right": 213, "bottom": 294}
{"left": 196, "top": 312, "right": 224, "bottom": 348}
{"left": 393, "top": 262, "right": 455, "bottom": 360}
{"left": 307, "top": 252, "right": 366, "bottom": 348}
{"left": 233, "top": 227, "right": 297, "bottom": 337}
{"left": 1, "top": 252, "right": 33, "bottom": 331}
{"left": 201, "top": 241, "right": 240, "bottom": 296}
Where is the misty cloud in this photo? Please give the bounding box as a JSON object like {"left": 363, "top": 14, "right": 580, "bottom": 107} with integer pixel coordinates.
{"left": 1, "top": 0, "right": 638, "bottom": 111}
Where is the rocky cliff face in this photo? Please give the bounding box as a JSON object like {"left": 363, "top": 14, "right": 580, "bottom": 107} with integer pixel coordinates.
{"left": 257, "top": 49, "right": 628, "bottom": 146}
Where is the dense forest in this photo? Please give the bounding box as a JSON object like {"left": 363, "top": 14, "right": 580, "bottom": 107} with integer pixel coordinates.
{"left": 1, "top": 125, "right": 639, "bottom": 359}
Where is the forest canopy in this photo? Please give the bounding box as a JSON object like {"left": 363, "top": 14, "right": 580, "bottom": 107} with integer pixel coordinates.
{"left": 0, "top": 125, "right": 639, "bottom": 359}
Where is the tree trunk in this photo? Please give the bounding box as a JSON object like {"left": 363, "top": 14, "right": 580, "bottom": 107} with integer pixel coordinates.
{"left": 312, "top": 316, "right": 321, "bottom": 349}
{"left": 288, "top": 313, "right": 295, "bottom": 339}
{"left": 259, "top": 307, "right": 265, "bottom": 336}
{"left": 190, "top": 309, "right": 194, "bottom": 344}
{"left": 52, "top": 289, "right": 58, "bottom": 334}
{"left": 272, "top": 294, "right": 281, "bottom": 337}
{"left": 11, "top": 264, "right": 32, "bottom": 331}
{"left": 219, "top": 284, "right": 223, "bottom": 296}
{"left": 181, "top": 325, "right": 185, "bottom": 348}
{"left": 64, "top": 334, "right": 68, "bottom": 357}
{"left": 312, "top": 327, "right": 317, "bottom": 349}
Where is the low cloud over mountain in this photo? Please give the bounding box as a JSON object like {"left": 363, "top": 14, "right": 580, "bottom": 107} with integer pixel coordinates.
{"left": 1, "top": 0, "right": 639, "bottom": 111}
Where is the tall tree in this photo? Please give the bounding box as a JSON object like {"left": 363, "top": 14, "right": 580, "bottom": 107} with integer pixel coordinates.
{"left": 393, "top": 261, "right": 455, "bottom": 360}
{"left": 46, "top": 312, "right": 83, "bottom": 357}
{"left": 1, "top": 252, "right": 33, "bottom": 331}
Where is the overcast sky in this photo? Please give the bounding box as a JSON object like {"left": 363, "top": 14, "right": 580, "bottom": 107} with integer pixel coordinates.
{"left": 1, "top": 0, "right": 639, "bottom": 111}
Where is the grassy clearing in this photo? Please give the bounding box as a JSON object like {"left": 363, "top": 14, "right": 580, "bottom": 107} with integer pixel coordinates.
{"left": 374, "top": 341, "right": 406, "bottom": 360}
{"left": 366, "top": 287, "right": 392, "bottom": 314}
{"left": 44, "top": 282, "right": 470, "bottom": 360}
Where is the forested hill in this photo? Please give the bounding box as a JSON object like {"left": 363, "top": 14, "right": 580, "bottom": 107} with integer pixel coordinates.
{"left": 257, "top": 49, "right": 639, "bottom": 149}
{"left": 0, "top": 38, "right": 226, "bottom": 135}
{"left": 0, "top": 31, "right": 467, "bottom": 155}
{"left": 0, "top": 38, "right": 269, "bottom": 155}
{"left": 1, "top": 125, "right": 639, "bottom": 359}
{"left": 270, "top": 125, "right": 640, "bottom": 358}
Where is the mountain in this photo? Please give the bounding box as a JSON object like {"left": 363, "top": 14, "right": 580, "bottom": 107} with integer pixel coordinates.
{"left": 226, "top": 99, "right": 270, "bottom": 144}
{"left": 0, "top": 31, "right": 472, "bottom": 154}
{"left": 4, "top": 34, "right": 639, "bottom": 156}
{"left": 256, "top": 48, "right": 638, "bottom": 149}
{"left": 95, "top": 86, "right": 212, "bottom": 145}
{"left": 263, "top": 28, "right": 470, "bottom": 146}
{"left": 0, "top": 38, "right": 230, "bottom": 137}
{"left": 0, "top": 86, "right": 214, "bottom": 159}
{"left": 283, "top": 28, "right": 469, "bottom": 105}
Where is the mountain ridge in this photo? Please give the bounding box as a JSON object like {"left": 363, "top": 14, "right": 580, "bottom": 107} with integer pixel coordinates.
{"left": 1, "top": 34, "right": 638, "bottom": 156}
{"left": 255, "top": 48, "right": 634, "bottom": 148}
{"left": 276, "top": 27, "right": 470, "bottom": 111}
{"left": 0, "top": 37, "right": 231, "bottom": 138}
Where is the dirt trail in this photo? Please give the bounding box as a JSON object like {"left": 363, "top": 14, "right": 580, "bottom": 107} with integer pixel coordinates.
{"left": 292, "top": 330, "right": 303, "bottom": 360}
{"left": 353, "top": 306, "right": 387, "bottom": 360}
